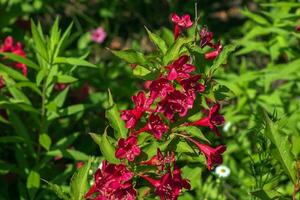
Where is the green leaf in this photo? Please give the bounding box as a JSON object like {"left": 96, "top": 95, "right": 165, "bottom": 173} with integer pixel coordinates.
{"left": 0, "top": 63, "right": 28, "bottom": 81}
{"left": 105, "top": 90, "right": 127, "bottom": 138}
{"left": 132, "top": 65, "right": 160, "bottom": 80}
{"left": 54, "top": 57, "right": 97, "bottom": 68}
{"left": 39, "top": 133, "right": 52, "bottom": 151}
{"left": 251, "top": 188, "right": 280, "bottom": 199}
{"left": 26, "top": 170, "right": 40, "bottom": 199}
{"left": 145, "top": 26, "right": 168, "bottom": 54}
{"left": 53, "top": 86, "right": 70, "bottom": 108}
{"left": 45, "top": 181, "right": 70, "bottom": 200}
{"left": 110, "top": 49, "right": 147, "bottom": 66}
{"left": 31, "top": 20, "right": 48, "bottom": 62}
{"left": 89, "top": 132, "right": 102, "bottom": 146}
{"left": 70, "top": 159, "right": 92, "bottom": 200}
{"left": 99, "top": 128, "right": 119, "bottom": 164}
{"left": 263, "top": 112, "right": 297, "bottom": 184}
{"left": 46, "top": 149, "right": 89, "bottom": 161}
{"left": 210, "top": 44, "right": 237, "bottom": 73}
{"left": 57, "top": 75, "right": 78, "bottom": 83}
{"left": 0, "top": 52, "right": 39, "bottom": 70}
{"left": 0, "top": 136, "right": 25, "bottom": 143}
{"left": 176, "top": 126, "right": 210, "bottom": 144}
{"left": 54, "top": 22, "right": 73, "bottom": 58}
{"left": 240, "top": 9, "right": 270, "bottom": 25}
{"left": 163, "top": 37, "right": 192, "bottom": 65}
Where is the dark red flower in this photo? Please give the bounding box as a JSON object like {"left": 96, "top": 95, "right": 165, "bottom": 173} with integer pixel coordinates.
{"left": 157, "top": 90, "right": 194, "bottom": 120}
{"left": 186, "top": 104, "right": 225, "bottom": 136}
{"left": 140, "top": 149, "right": 175, "bottom": 172}
{"left": 204, "top": 41, "right": 223, "bottom": 60}
{"left": 149, "top": 77, "right": 174, "bottom": 101}
{"left": 199, "top": 27, "right": 214, "bottom": 48}
{"left": 171, "top": 13, "right": 193, "bottom": 40}
{"left": 180, "top": 75, "right": 205, "bottom": 99}
{"left": 141, "top": 164, "right": 190, "bottom": 200}
{"left": 296, "top": 26, "right": 300, "bottom": 31}
{"left": 121, "top": 91, "right": 151, "bottom": 129}
{"left": 115, "top": 135, "right": 141, "bottom": 161}
{"left": 0, "top": 36, "right": 27, "bottom": 88}
{"left": 134, "top": 114, "right": 169, "bottom": 140}
{"left": 85, "top": 160, "right": 137, "bottom": 200}
{"left": 166, "top": 55, "right": 195, "bottom": 81}
{"left": 0, "top": 36, "right": 27, "bottom": 75}
{"left": 183, "top": 136, "right": 226, "bottom": 170}
{"left": 54, "top": 83, "right": 68, "bottom": 91}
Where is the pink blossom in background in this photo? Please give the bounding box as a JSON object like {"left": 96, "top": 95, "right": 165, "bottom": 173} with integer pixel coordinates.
{"left": 91, "top": 27, "right": 107, "bottom": 44}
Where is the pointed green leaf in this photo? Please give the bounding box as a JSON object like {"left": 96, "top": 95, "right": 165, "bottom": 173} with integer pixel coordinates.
{"left": 0, "top": 52, "right": 39, "bottom": 70}
{"left": 39, "top": 133, "right": 52, "bottom": 151}
{"left": 54, "top": 57, "right": 96, "bottom": 68}
{"left": 99, "top": 128, "right": 119, "bottom": 164}
{"left": 163, "top": 37, "right": 192, "bottom": 65}
{"left": 264, "top": 112, "right": 297, "bottom": 184}
{"left": 70, "top": 159, "right": 91, "bottom": 200}
{"left": 105, "top": 90, "right": 127, "bottom": 138}
{"left": 145, "top": 26, "right": 168, "bottom": 54}
{"left": 110, "top": 49, "right": 147, "bottom": 66}
{"left": 26, "top": 170, "right": 40, "bottom": 200}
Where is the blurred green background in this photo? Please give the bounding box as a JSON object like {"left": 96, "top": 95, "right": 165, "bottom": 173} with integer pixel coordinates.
{"left": 0, "top": 0, "right": 299, "bottom": 199}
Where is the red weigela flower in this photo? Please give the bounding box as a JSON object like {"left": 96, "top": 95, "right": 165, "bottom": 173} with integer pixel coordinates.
{"left": 166, "top": 55, "right": 195, "bottom": 81}
{"left": 149, "top": 77, "right": 174, "bottom": 101}
{"left": 141, "top": 164, "right": 190, "bottom": 200}
{"left": 140, "top": 148, "right": 175, "bottom": 171}
{"left": 0, "top": 36, "right": 27, "bottom": 88}
{"left": 184, "top": 136, "right": 226, "bottom": 170}
{"left": 296, "top": 26, "right": 300, "bottom": 31}
{"left": 186, "top": 104, "right": 225, "bottom": 136}
{"left": 54, "top": 83, "right": 68, "bottom": 91}
{"left": 115, "top": 135, "right": 141, "bottom": 161}
{"left": 171, "top": 13, "right": 193, "bottom": 40}
{"left": 147, "top": 114, "right": 169, "bottom": 140}
{"left": 180, "top": 75, "right": 205, "bottom": 99}
{"left": 199, "top": 27, "right": 214, "bottom": 48}
{"left": 157, "top": 90, "right": 194, "bottom": 120}
{"left": 121, "top": 91, "right": 151, "bottom": 129}
{"left": 85, "top": 160, "right": 137, "bottom": 200}
{"left": 204, "top": 41, "right": 223, "bottom": 60}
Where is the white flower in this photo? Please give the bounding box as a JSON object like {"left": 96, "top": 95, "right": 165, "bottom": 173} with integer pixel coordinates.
{"left": 215, "top": 165, "right": 230, "bottom": 178}
{"left": 223, "top": 121, "right": 231, "bottom": 132}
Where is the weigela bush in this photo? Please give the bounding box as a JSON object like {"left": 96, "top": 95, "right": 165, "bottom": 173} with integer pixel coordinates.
{"left": 83, "top": 12, "right": 236, "bottom": 200}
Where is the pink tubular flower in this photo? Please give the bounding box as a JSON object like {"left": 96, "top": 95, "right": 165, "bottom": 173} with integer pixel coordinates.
{"left": 166, "top": 55, "right": 195, "bottom": 81}
{"left": 140, "top": 164, "right": 190, "bottom": 200}
{"left": 85, "top": 160, "right": 137, "bottom": 200}
{"left": 140, "top": 149, "right": 175, "bottom": 171}
{"left": 171, "top": 13, "right": 193, "bottom": 40}
{"left": 180, "top": 75, "right": 205, "bottom": 99}
{"left": 204, "top": 41, "right": 223, "bottom": 60}
{"left": 121, "top": 91, "right": 151, "bottom": 129}
{"left": 134, "top": 114, "right": 169, "bottom": 140}
{"left": 91, "top": 27, "right": 107, "bottom": 44}
{"left": 157, "top": 90, "right": 194, "bottom": 120}
{"left": 115, "top": 135, "right": 141, "bottom": 161}
{"left": 149, "top": 77, "right": 174, "bottom": 101}
{"left": 183, "top": 136, "right": 226, "bottom": 170}
{"left": 186, "top": 104, "right": 225, "bottom": 136}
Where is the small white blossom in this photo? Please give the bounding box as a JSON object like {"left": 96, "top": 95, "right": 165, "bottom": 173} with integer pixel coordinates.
{"left": 215, "top": 165, "right": 230, "bottom": 178}
{"left": 223, "top": 121, "right": 231, "bottom": 132}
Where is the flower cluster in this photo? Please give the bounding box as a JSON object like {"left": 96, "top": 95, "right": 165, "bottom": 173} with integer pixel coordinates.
{"left": 85, "top": 161, "right": 137, "bottom": 200}
{"left": 0, "top": 36, "right": 27, "bottom": 88}
{"left": 86, "top": 13, "right": 227, "bottom": 200}
{"left": 199, "top": 27, "right": 223, "bottom": 60}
